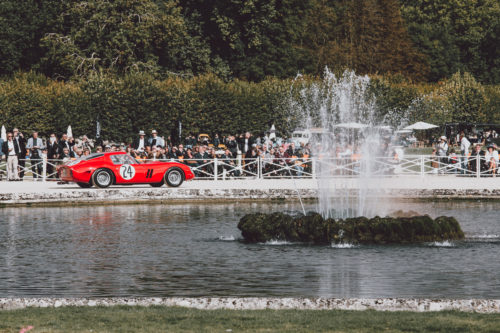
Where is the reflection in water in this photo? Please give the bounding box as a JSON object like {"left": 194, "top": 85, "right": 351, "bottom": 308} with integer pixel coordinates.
{"left": 0, "top": 201, "right": 499, "bottom": 298}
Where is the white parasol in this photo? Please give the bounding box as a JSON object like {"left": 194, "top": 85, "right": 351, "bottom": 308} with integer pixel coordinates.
{"left": 395, "top": 129, "right": 412, "bottom": 134}
{"left": 1, "top": 125, "right": 6, "bottom": 141}
{"left": 67, "top": 125, "right": 73, "bottom": 138}
{"left": 333, "top": 122, "right": 369, "bottom": 129}
{"left": 403, "top": 121, "right": 438, "bottom": 130}
{"left": 269, "top": 124, "right": 276, "bottom": 140}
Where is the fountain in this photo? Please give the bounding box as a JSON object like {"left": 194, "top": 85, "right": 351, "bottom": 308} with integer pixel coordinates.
{"left": 239, "top": 69, "right": 465, "bottom": 244}
{"left": 294, "top": 69, "right": 395, "bottom": 218}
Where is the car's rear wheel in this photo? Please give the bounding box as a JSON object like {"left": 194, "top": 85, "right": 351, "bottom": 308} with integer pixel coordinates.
{"left": 164, "top": 167, "right": 184, "bottom": 187}
{"left": 150, "top": 182, "right": 163, "bottom": 187}
{"left": 92, "top": 168, "right": 113, "bottom": 188}
{"left": 77, "top": 182, "right": 92, "bottom": 188}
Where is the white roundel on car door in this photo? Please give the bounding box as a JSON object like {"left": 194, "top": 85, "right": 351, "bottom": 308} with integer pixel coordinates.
{"left": 120, "top": 164, "right": 136, "bottom": 180}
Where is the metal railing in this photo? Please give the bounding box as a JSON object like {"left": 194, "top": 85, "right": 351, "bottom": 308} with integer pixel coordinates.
{"left": 0, "top": 155, "right": 497, "bottom": 181}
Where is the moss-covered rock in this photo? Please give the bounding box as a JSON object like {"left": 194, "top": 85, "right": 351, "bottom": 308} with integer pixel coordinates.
{"left": 238, "top": 213, "right": 465, "bottom": 244}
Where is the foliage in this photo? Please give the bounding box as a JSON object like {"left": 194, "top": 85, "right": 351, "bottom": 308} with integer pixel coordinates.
{"left": 411, "top": 72, "right": 489, "bottom": 124}
{"left": 39, "top": 0, "right": 212, "bottom": 79}
{"left": 302, "top": 0, "right": 428, "bottom": 80}
{"left": 238, "top": 212, "right": 464, "bottom": 244}
{"left": 0, "top": 72, "right": 497, "bottom": 142}
{"left": 0, "top": 0, "right": 499, "bottom": 83}
{"left": 401, "top": 0, "right": 500, "bottom": 83}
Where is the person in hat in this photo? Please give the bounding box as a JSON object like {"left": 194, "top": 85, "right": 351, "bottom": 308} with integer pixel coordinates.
{"left": 132, "top": 130, "right": 146, "bottom": 152}
{"left": 485, "top": 144, "right": 499, "bottom": 175}
{"left": 148, "top": 130, "right": 165, "bottom": 148}
{"left": 436, "top": 136, "right": 448, "bottom": 173}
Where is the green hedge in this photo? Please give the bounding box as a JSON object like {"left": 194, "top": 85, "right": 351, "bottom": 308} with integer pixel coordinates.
{"left": 0, "top": 71, "right": 498, "bottom": 142}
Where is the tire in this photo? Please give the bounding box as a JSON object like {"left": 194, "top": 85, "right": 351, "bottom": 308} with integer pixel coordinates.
{"left": 92, "top": 168, "right": 114, "bottom": 188}
{"left": 150, "top": 182, "right": 163, "bottom": 187}
{"left": 77, "top": 182, "right": 92, "bottom": 188}
{"left": 164, "top": 167, "right": 184, "bottom": 187}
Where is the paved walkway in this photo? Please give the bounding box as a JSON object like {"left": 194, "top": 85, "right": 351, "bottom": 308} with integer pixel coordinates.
{"left": 0, "top": 176, "right": 499, "bottom": 205}
{"left": 1, "top": 175, "right": 499, "bottom": 193}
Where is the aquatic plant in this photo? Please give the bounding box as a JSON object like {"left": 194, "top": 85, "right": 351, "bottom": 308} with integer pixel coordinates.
{"left": 238, "top": 212, "right": 464, "bottom": 244}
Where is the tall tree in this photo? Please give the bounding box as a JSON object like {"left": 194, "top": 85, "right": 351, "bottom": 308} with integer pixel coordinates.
{"left": 39, "top": 0, "right": 212, "bottom": 79}
{"left": 179, "top": 0, "right": 312, "bottom": 81}
{"left": 302, "top": 0, "right": 428, "bottom": 79}
{"left": 400, "top": 0, "right": 500, "bottom": 83}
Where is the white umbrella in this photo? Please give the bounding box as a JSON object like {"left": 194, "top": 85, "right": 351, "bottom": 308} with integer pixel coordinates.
{"left": 269, "top": 124, "right": 276, "bottom": 140}
{"left": 403, "top": 121, "right": 438, "bottom": 130}
{"left": 67, "top": 125, "right": 73, "bottom": 138}
{"left": 1, "top": 125, "right": 6, "bottom": 141}
{"left": 333, "top": 122, "right": 368, "bottom": 129}
{"left": 395, "top": 129, "right": 412, "bottom": 134}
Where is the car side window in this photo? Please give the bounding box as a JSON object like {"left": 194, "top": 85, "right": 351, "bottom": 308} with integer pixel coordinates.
{"left": 110, "top": 155, "right": 123, "bottom": 165}
{"left": 123, "top": 155, "right": 137, "bottom": 164}
{"left": 110, "top": 155, "right": 137, "bottom": 165}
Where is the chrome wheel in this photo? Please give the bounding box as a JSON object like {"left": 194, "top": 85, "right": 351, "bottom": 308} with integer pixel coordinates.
{"left": 93, "top": 169, "right": 113, "bottom": 188}
{"left": 97, "top": 172, "right": 110, "bottom": 185}
{"left": 165, "top": 168, "right": 184, "bottom": 187}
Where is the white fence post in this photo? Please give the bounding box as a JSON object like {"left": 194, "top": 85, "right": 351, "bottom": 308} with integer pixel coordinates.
{"left": 214, "top": 158, "right": 218, "bottom": 181}
{"left": 42, "top": 156, "right": 47, "bottom": 182}
{"left": 258, "top": 156, "right": 262, "bottom": 179}
{"left": 476, "top": 156, "right": 480, "bottom": 178}
{"left": 420, "top": 155, "right": 424, "bottom": 177}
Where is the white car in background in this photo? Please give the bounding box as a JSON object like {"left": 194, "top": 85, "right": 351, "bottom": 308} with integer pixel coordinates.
{"left": 291, "top": 130, "right": 311, "bottom": 146}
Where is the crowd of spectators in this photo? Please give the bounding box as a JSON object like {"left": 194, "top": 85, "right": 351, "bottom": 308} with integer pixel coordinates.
{"left": 0, "top": 128, "right": 312, "bottom": 180}
{"left": 431, "top": 130, "right": 499, "bottom": 175}
{"left": 1, "top": 127, "right": 499, "bottom": 181}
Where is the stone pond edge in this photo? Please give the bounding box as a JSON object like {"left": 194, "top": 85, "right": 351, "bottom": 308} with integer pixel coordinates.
{"left": 1, "top": 188, "right": 500, "bottom": 206}
{"left": 1, "top": 298, "right": 500, "bottom": 313}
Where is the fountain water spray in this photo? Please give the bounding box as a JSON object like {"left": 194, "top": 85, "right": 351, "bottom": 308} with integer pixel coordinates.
{"left": 288, "top": 69, "right": 392, "bottom": 218}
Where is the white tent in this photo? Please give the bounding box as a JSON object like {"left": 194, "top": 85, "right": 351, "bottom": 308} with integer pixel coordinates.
{"left": 1, "top": 125, "right": 6, "bottom": 141}
{"left": 67, "top": 125, "right": 73, "bottom": 138}
{"left": 403, "top": 121, "right": 438, "bottom": 130}
{"left": 269, "top": 124, "right": 276, "bottom": 140}
{"left": 333, "top": 122, "right": 368, "bottom": 129}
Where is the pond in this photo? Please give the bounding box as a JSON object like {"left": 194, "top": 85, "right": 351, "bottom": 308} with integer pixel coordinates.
{"left": 0, "top": 200, "right": 498, "bottom": 298}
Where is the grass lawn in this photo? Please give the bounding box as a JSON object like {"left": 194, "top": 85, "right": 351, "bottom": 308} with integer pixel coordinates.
{"left": 1, "top": 306, "right": 500, "bottom": 332}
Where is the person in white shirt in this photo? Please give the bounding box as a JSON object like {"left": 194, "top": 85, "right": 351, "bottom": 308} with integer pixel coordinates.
{"left": 1, "top": 132, "right": 20, "bottom": 181}
{"left": 459, "top": 131, "right": 470, "bottom": 174}
{"left": 148, "top": 130, "right": 165, "bottom": 148}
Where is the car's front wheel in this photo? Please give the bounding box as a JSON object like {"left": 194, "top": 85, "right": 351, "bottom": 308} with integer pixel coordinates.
{"left": 77, "top": 182, "right": 92, "bottom": 188}
{"left": 92, "top": 168, "right": 114, "bottom": 188}
{"left": 164, "top": 167, "right": 184, "bottom": 187}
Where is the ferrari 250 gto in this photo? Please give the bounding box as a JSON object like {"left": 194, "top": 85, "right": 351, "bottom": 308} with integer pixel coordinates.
{"left": 58, "top": 152, "right": 194, "bottom": 188}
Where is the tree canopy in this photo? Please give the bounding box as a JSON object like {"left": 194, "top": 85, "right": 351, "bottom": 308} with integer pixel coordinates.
{"left": 0, "top": 0, "right": 498, "bottom": 83}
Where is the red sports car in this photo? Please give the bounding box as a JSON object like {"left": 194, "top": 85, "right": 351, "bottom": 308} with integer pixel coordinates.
{"left": 58, "top": 152, "right": 195, "bottom": 188}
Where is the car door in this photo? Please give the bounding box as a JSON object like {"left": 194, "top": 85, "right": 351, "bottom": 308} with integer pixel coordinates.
{"left": 109, "top": 154, "right": 149, "bottom": 184}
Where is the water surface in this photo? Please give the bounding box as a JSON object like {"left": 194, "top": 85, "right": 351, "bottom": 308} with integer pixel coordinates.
{"left": 0, "top": 201, "right": 499, "bottom": 298}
